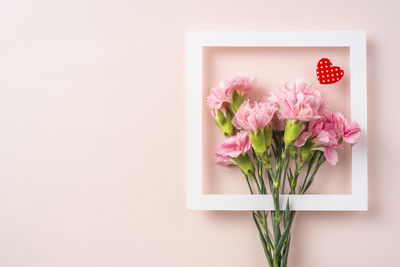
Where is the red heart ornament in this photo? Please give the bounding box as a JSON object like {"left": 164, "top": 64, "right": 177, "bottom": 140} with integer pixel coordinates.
{"left": 316, "top": 58, "right": 344, "bottom": 84}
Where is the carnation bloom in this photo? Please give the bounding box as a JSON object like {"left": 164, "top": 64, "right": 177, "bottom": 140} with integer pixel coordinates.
{"left": 215, "top": 153, "right": 233, "bottom": 166}
{"left": 328, "top": 112, "right": 361, "bottom": 144}
{"left": 268, "top": 80, "right": 325, "bottom": 122}
{"left": 262, "top": 95, "right": 286, "bottom": 131}
{"left": 215, "top": 131, "right": 251, "bottom": 165}
{"left": 206, "top": 75, "right": 256, "bottom": 135}
{"left": 206, "top": 86, "right": 227, "bottom": 112}
{"left": 294, "top": 118, "right": 343, "bottom": 165}
{"left": 218, "top": 74, "right": 256, "bottom": 97}
{"left": 206, "top": 74, "right": 256, "bottom": 113}
{"left": 206, "top": 85, "right": 229, "bottom": 121}
{"left": 232, "top": 100, "right": 277, "bottom": 132}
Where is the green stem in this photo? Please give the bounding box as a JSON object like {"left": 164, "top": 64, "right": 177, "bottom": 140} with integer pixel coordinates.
{"left": 248, "top": 149, "right": 266, "bottom": 194}
{"left": 300, "top": 159, "right": 324, "bottom": 194}
{"left": 276, "top": 211, "right": 295, "bottom": 255}
{"left": 243, "top": 170, "right": 273, "bottom": 266}
{"left": 243, "top": 173, "right": 254, "bottom": 194}
{"left": 281, "top": 201, "right": 291, "bottom": 267}
{"left": 253, "top": 212, "right": 273, "bottom": 267}
{"left": 270, "top": 145, "right": 289, "bottom": 267}
{"left": 290, "top": 162, "right": 304, "bottom": 194}
{"left": 271, "top": 143, "right": 276, "bottom": 159}
{"left": 281, "top": 156, "right": 290, "bottom": 194}
{"left": 259, "top": 161, "right": 266, "bottom": 193}
{"left": 281, "top": 235, "right": 290, "bottom": 267}
{"left": 262, "top": 211, "right": 273, "bottom": 248}
{"left": 244, "top": 135, "right": 328, "bottom": 267}
{"left": 250, "top": 172, "right": 262, "bottom": 194}
{"left": 278, "top": 146, "right": 288, "bottom": 185}
{"left": 300, "top": 159, "right": 314, "bottom": 193}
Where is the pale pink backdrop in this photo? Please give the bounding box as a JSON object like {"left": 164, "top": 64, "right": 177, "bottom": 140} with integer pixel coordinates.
{"left": 203, "top": 47, "right": 351, "bottom": 194}
{"left": 0, "top": 0, "right": 398, "bottom": 267}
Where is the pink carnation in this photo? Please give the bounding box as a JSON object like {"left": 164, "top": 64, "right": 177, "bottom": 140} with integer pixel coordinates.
{"left": 328, "top": 112, "right": 361, "bottom": 144}
{"left": 206, "top": 86, "right": 227, "bottom": 111}
{"left": 215, "top": 131, "right": 251, "bottom": 165}
{"left": 320, "top": 147, "right": 339, "bottom": 166}
{"left": 206, "top": 86, "right": 228, "bottom": 120}
{"left": 218, "top": 74, "right": 256, "bottom": 97}
{"left": 294, "top": 117, "right": 342, "bottom": 165}
{"left": 268, "top": 80, "right": 325, "bottom": 122}
{"left": 313, "top": 122, "right": 342, "bottom": 150}
{"left": 206, "top": 74, "right": 256, "bottom": 119}
{"left": 262, "top": 95, "right": 286, "bottom": 131}
{"left": 215, "top": 153, "right": 233, "bottom": 166}
{"left": 232, "top": 100, "right": 277, "bottom": 132}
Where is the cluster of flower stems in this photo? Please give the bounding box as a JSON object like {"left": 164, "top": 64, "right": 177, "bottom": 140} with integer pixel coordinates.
{"left": 242, "top": 131, "right": 326, "bottom": 267}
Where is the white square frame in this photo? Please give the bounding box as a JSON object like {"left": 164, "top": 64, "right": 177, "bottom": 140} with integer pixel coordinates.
{"left": 186, "top": 31, "right": 367, "bottom": 211}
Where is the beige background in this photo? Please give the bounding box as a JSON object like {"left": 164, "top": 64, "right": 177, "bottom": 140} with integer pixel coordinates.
{"left": 0, "top": 0, "right": 399, "bottom": 266}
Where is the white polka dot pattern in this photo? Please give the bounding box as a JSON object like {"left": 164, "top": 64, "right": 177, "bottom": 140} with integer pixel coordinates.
{"left": 316, "top": 58, "right": 344, "bottom": 84}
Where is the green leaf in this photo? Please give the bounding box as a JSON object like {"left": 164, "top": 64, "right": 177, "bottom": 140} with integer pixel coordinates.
{"left": 276, "top": 211, "right": 295, "bottom": 256}
{"left": 284, "top": 199, "right": 290, "bottom": 225}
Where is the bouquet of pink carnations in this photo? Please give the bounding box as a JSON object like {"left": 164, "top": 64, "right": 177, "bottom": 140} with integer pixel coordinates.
{"left": 206, "top": 75, "right": 361, "bottom": 267}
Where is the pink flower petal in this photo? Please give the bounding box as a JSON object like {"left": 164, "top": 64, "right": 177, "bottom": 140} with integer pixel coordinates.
{"left": 267, "top": 80, "right": 325, "bottom": 122}
{"left": 294, "top": 131, "right": 312, "bottom": 147}
{"left": 215, "top": 131, "right": 252, "bottom": 164}
{"left": 323, "top": 147, "right": 338, "bottom": 165}
{"left": 233, "top": 100, "right": 277, "bottom": 132}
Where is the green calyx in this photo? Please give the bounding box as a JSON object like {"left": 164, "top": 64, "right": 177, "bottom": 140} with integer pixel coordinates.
{"left": 249, "top": 126, "right": 273, "bottom": 155}
{"left": 289, "top": 145, "right": 298, "bottom": 160}
{"left": 300, "top": 139, "right": 314, "bottom": 163}
{"left": 310, "top": 150, "right": 321, "bottom": 164}
{"left": 264, "top": 125, "right": 273, "bottom": 147}
{"left": 230, "top": 90, "right": 244, "bottom": 114}
{"left": 249, "top": 130, "right": 267, "bottom": 155}
{"left": 283, "top": 119, "right": 304, "bottom": 146}
{"left": 215, "top": 109, "right": 234, "bottom": 136}
{"left": 233, "top": 154, "right": 255, "bottom": 175}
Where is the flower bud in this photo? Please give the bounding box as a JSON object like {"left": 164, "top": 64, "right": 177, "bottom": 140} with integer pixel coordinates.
{"left": 233, "top": 154, "right": 255, "bottom": 175}
{"left": 283, "top": 120, "right": 304, "bottom": 145}
{"left": 216, "top": 109, "right": 234, "bottom": 136}
{"left": 249, "top": 130, "right": 266, "bottom": 155}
